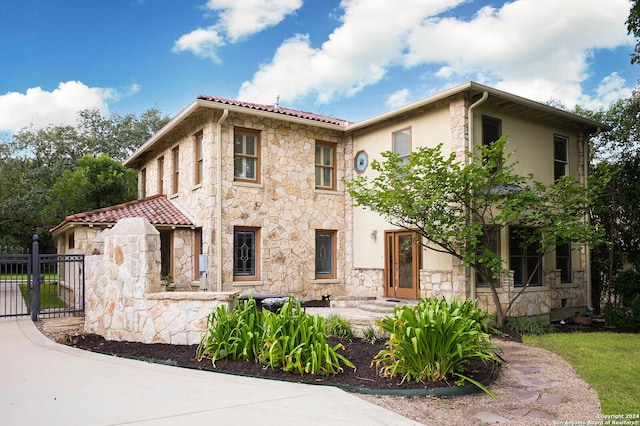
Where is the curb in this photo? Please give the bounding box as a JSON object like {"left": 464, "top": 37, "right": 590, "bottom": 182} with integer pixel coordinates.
{"left": 81, "top": 348, "right": 502, "bottom": 397}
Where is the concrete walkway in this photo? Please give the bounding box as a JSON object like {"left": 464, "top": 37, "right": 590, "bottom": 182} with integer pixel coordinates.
{"left": 0, "top": 317, "right": 419, "bottom": 426}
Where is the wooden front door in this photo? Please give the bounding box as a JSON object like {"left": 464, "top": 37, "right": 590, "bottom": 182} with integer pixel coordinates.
{"left": 384, "top": 230, "right": 419, "bottom": 299}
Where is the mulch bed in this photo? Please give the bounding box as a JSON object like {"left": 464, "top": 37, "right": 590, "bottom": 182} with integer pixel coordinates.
{"left": 69, "top": 334, "right": 499, "bottom": 392}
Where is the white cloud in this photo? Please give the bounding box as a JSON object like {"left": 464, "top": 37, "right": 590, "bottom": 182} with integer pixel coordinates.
{"left": 0, "top": 81, "right": 114, "bottom": 133}
{"left": 173, "top": 0, "right": 302, "bottom": 61}
{"left": 239, "top": 0, "right": 464, "bottom": 104}
{"left": 238, "top": 0, "right": 634, "bottom": 109}
{"left": 172, "top": 27, "right": 225, "bottom": 62}
{"left": 386, "top": 89, "right": 411, "bottom": 109}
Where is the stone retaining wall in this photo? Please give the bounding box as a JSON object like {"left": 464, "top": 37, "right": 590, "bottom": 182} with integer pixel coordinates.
{"left": 84, "top": 217, "right": 236, "bottom": 345}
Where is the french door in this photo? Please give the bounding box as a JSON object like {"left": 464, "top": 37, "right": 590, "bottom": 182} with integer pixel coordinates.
{"left": 384, "top": 230, "right": 419, "bottom": 299}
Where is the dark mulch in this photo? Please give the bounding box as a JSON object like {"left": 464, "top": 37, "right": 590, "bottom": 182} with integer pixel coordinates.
{"left": 68, "top": 334, "right": 498, "bottom": 391}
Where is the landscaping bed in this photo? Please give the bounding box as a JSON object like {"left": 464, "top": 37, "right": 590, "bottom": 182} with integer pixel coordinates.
{"left": 69, "top": 333, "right": 498, "bottom": 393}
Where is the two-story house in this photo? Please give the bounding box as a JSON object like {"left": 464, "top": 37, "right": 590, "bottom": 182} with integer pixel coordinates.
{"left": 53, "top": 82, "right": 606, "bottom": 320}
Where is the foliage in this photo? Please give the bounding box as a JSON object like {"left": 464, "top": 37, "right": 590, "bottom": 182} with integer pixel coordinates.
{"left": 197, "top": 297, "right": 354, "bottom": 376}
{"left": 0, "top": 108, "right": 169, "bottom": 250}
{"left": 18, "top": 283, "right": 66, "bottom": 309}
{"left": 345, "top": 138, "right": 600, "bottom": 327}
{"left": 603, "top": 296, "right": 640, "bottom": 328}
{"left": 524, "top": 332, "right": 640, "bottom": 415}
{"left": 259, "top": 299, "right": 354, "bottom": 375}
{"left": 627, "top": 0, "right": 640, "bottom": 65}
{"left": 196, "top": 298, "right": 263, "bottom": 363}
{"left": 44, "top": 155, "right": 138, "bottom": 224}
{"left": 504, "top": 317, "right": 554, "bottom": 336}
{"left": 325, "top": 314, "right": 355, "bottom": 342}
{"left": 373, "top": 297, "right": 500, "bottom": 396}
{"left": 361, "top": 326, "right": 379, "bottom": 344}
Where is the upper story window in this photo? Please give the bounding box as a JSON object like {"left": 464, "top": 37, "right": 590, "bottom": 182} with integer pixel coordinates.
{"left": 234, "top": 128, "right": 260, "bottom": 182}
{"left": 554, "top": 135, "right": 568, "bottom": 181}
{"left": 157, "top": 156, "right": 164, "bottom": 195}
{"left": 195, "top": 132, "right": 204, "bottom": 185}
{"left": 392, "top": 128, "right": 411, "bottom": 165}
{"left": 315, "top": 142, "right": 336, "bottom": 190}
{"left": 140, "top": 168, "right": 146, "bottom": 198}
{"left": 509, "top": 226, "right": 541, "bottom": 287}
{"left": 482, "top": 116, "right": 502, "bottom": 147}
{"left": 172, "top": 146, "right": 179, "bottom": 194}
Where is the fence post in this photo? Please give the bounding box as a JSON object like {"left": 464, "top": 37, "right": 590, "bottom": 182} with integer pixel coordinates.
{"left": 31, "top": 234, "right": 40, "bottom": 321}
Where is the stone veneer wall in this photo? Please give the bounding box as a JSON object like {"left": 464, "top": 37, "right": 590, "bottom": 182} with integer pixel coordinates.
{"left": 84, "top": 218, "right": 235, "bottom": 345}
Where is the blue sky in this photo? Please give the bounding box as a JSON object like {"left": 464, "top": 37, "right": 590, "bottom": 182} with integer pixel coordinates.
{"left": 0, "top": 0, "right": 637, "bottom": 134}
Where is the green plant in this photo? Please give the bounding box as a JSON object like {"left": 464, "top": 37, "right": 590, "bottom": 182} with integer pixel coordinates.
{"left": 504, "top": 317, "right": 554, "bottom": 336}
{"left": 197, "top": 297, "right": 354, "bottom": 376}
{"left": 259, "top": 298, "right": 354, "bottom": 375}
{"left": 604, "top": 296, "right": 640, "bottom": 328}
{"left": 361, "top": 326, "right": 379, "bottom": 344}
{"left": 325, "top": 314, "right": 355, "bottom": 342}
{"left": 196, "top": 298, "right": 263, "bottom": 364}
{"left": 18, "top": 283, "right": 66, "bottom": 309}
{"left": 373, "top": 297, "right": 501, "bottom": 396}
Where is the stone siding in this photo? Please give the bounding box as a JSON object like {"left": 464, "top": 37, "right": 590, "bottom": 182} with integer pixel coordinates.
{"left": 84, "top": 218, "right": 235, "bottom": 345}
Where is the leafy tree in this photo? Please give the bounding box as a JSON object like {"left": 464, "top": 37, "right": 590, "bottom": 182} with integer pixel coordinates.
{"left": 0, "top": 108, "right": 170, "bottom": 250}
{"left": 44, "top": 155, "right": 138, "bottom": 225}
{"left": 628, "top": 0, "right": 640, "bottom": 65}
{"left": 345, "top": 138, "right": 601, "bottom": 327}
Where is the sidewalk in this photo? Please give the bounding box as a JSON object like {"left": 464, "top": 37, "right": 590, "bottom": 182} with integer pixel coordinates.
{"left": 0, "top": 317, "right": 419, "bottom": 426}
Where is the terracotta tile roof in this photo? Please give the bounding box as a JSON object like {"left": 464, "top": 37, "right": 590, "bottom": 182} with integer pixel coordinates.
{"left": 50, "top": 195, "right": 193, "bottom": 234}
{"left": 197, "top": 95, "right": 349, "bottom": 126}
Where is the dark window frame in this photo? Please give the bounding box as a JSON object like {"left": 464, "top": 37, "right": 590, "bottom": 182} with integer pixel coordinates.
{"left": 509, "top": 226, "right": 542, "bottom": 287}
{"left": 315, "top": 230, "right": 337, "bottom": 279}
{"left": 476, "top": 225, "right": 501, "bottom": 287}
{"left": 233, "top": 227, "right": 260, "bottom": 280}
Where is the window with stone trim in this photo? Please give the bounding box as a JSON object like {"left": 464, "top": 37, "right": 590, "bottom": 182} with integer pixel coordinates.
{"left": 509, "top": 226, "right": 542, "bottom": 287}
{"left": 172, "top": 146, "right": 179, "bottom": 194}
{"left": 476, "top": 225, "right": 500, "bottom": 287}
{"left": 234, "top": 128, "right": 260, "bottom": 182}
{"left": 315, "top": 142, "right": 336, "bottom": 190}
{"left": 556, "top": 242, "right": 572, "bottom": 283}
{"left": 195, "top": 131, "right": 204, "bottom": 185}
{"left": 315, "top": 230, "right": 336, "bottom": 279}
{"left": 157, "top": 156, "right": 164, "bottom": 195}
{"left": 233, "top": 227, "right": 260, "bottom": 280}
{"left": 140, "top": 168, "right": 146, "bottom": 198}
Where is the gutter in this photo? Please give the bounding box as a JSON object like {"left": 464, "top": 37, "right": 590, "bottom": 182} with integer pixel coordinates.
{"left": 467, "top": 91, "right": 489, "bottom": 301}
{"left": 216, "top": 109, "right": 229, "bottom": 292}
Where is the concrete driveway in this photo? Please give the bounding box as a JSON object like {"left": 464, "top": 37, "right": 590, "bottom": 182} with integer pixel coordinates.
{"left": 0, "top": 318, "right": 418, "bottom": 425}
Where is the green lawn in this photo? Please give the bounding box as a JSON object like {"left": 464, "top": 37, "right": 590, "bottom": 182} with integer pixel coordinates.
{"left": 524, "top": 332, "right": 640, "bottom": 415}
{"left": 18, "top": 283, "right": 66, "bottom": 309}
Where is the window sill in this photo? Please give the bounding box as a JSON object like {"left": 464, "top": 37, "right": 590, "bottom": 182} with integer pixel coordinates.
{"left": 232, "top": 281, "right": 263, "bottom": 287}
{"left": 314, "top": 188, "right": 340, "bottom": 195}
{"left": 234, "top": 181, "right": 263, "bottom": 189}
{"left": 169, "top": 193, "right": 178, "bottom": 200}
{"left": 192, "top": 184, "right": 203, "bottom": 191}
{"left": 313, "top": 278, "right": 340, "bottom": 284}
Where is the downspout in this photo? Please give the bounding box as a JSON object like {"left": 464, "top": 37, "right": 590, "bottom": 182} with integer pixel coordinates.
{"left": 216, "top": 109, "right": 229, "bottom": 292}
{"left": 585, "top": 127, "right": 601, "bottom": 311}
{"left": 467, "top": 91, "right": 489, "bottom": 301}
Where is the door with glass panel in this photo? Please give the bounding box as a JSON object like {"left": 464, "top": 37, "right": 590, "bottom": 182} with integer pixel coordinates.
{"left": 384, "top": 231, "right": 419, "bottom": 299}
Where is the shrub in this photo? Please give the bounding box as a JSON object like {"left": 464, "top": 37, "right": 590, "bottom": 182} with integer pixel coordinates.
{"left": 197, "top": 296, "right": 354, "bottom": 376}
{"left": 373, "top": 297, "right": 501, "bottom": 396}
{"left": 361, "top": 326, "right": 379, "bottom": 344}
{"left": 325, "top": 314, "right": 355, "bottom": 342}
{"left": 504, "top": 317, "right": 554, "bottom": 336}
{"left": 604, "top": 296, "right": 640, "bottom": 328}
{"left": 196, "top": 298, "right": 263, "bottom": 364}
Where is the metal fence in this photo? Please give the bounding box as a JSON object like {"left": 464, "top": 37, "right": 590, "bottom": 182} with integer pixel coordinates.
{"left": 0, "top": 237, "right": 84, "bottom": 320}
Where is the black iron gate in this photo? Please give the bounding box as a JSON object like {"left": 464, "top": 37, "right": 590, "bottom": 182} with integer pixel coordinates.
{"left": 0, "top": 235, "right": 84, "bottom": 320}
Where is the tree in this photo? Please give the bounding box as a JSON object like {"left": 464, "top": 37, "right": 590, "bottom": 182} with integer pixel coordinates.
{"left": 628, "top": 0, "right": 640, "bottom": 65}
{"left": 0, "top": 107, "right": 170, "bottom": 250}
{"left": 345, "top": 138, "right": 601, "bottom": 327}
{"left": 44, "top": 155, "right": 138, "bottom": 225}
